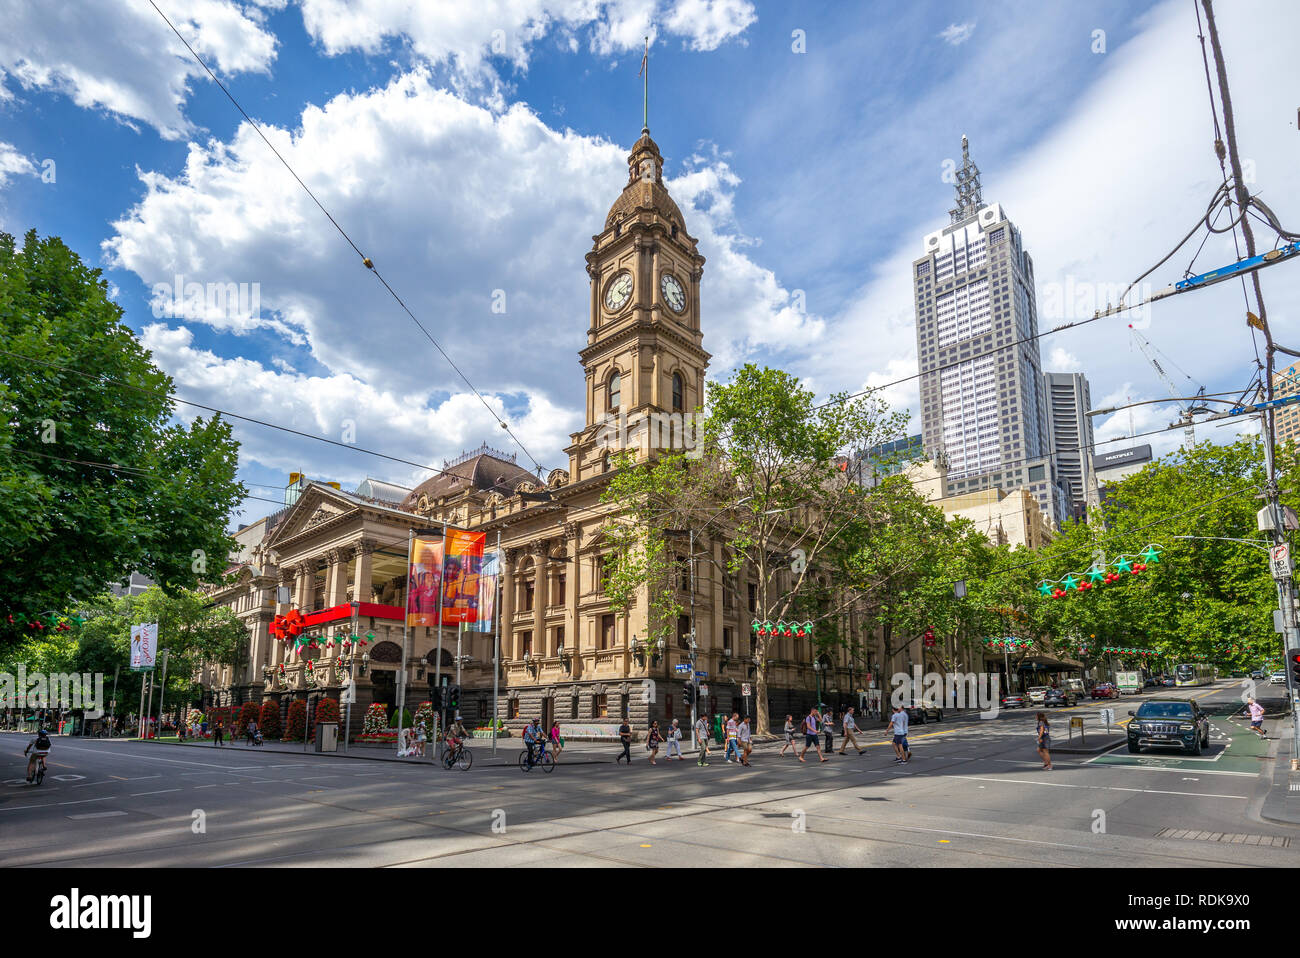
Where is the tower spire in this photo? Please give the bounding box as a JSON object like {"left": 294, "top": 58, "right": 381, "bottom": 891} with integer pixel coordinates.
{"left": 948, "top": 134, "right": 984, "bottom": 225}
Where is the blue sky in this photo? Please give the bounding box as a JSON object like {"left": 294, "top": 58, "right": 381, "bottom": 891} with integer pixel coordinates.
{"left": 2, "top": 0, "right": 1298, "bottom": 526}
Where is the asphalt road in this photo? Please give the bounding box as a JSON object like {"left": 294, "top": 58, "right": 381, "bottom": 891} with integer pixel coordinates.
{"left": 2, "top": 681, "right": 1293, "bottom": 867}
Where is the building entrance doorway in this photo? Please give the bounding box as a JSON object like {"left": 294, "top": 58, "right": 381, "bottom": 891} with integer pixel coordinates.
{"left": 541, "top": 697, "right": 553, "bottom": 732}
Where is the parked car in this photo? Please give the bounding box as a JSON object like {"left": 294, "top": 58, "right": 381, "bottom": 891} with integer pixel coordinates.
{"left": 905, "top": 700, "right": 943, "bottom": 723}
{"left": 1270, "top": 671, "right": 1286, "bottom": 685}
{"left": 1127, "top": 699, "right": 1211, "bottom": 755}
{"left": 1143, "top": 677, "right": 1160, "bottom": 688}
{"left": 1091, "top": 682, "right": 1119, "bottom": 700}
{"left": 1026, "top": 686, "right": 1049, "bottom": 705}
{"left": 1161, "top": 677, "right": 1176, "bottom": 687}
{"left": 1043, "top": 688, "right": 1078, "bottom": 707}
{"left": 1000, "top": 693, "right": 1028, "bottom": 709}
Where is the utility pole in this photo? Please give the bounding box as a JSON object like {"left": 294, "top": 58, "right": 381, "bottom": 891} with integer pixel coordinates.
{"left": 1200, "top": 0, "right": 1300, "bottom": 755}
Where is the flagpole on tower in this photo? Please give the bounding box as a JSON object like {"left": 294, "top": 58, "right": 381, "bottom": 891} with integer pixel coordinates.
{"left": 640, "top": 36, "right": 649, "bottom": 132}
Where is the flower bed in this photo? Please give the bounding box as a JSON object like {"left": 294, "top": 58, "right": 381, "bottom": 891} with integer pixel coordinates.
{"left": 356, "top": 729, "right": 399, "bottom": 743}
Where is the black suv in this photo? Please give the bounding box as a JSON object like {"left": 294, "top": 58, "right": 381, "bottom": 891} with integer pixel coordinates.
{"left": 1127, "top": 699, "right": 1211, "bottom": 755}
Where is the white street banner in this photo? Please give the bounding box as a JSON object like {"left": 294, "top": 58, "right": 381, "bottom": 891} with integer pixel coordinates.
{"left": 130, "top": 623, "right": 158, "bottom": 671}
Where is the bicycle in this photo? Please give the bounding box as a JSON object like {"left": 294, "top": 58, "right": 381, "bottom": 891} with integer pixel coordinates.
{"left": 442, "top": 739, "right": 472, "bottom": 770}
{"left": 30, "top": 755, "right": 47, "bottom": 786}
{"left": 518, "top": 742, "right": 555, "bottom": 773}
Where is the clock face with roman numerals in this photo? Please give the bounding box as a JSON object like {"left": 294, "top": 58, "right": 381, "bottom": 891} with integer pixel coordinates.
{"left": 660, "top": 273, "right": 686, "bottom": 312}
{"left": 604, "top": 271, "right": 633, "bottom": 312}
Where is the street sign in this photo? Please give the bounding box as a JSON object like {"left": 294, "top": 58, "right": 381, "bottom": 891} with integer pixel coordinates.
{"left": 698, "top": 684, "right": 709, "bottom": 697}
{"left": 741, "top": 683, "right": 751, "bottom": 697}
{"left": 1272, "top": 543, "right": 1293, "bottom": 580}
{"left": 674, "top": 664, "right": 691, "bottom": 674}
{"left": 694, "top": 671, "right": 708, "bottom": 679}
{"left": 339, "top": 680, "right": 355, "bottom": 705}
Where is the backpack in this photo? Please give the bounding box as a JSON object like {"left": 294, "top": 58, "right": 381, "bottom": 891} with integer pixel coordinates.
{"left": 35, "top": 733, "right": 51, "bottom": 750}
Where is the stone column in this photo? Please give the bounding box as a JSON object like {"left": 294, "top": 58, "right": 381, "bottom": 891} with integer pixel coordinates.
{"left": 710, "top": 537, "right": 724, "bottom": 656}
{"left": 563, "top": 524, "right": 580, "bottom": 678}
{"left": 533, "top": 542, "right": 551, "bottom": 656}
{"left": 273, "top": 570, "right": 293, "bottom": 667}
{"left": 352, "top": 538, "right": 375, "bottom": 605}
{"left": 501, "top": 548, "right": 516, "bottom": 661}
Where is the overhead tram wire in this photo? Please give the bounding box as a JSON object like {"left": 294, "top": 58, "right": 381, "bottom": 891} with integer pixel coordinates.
{"left": 144, "top": 0, "right": 545, "bottom": 477}
{"left": 5, "top": 341, "right": 1258, "bottom": 541}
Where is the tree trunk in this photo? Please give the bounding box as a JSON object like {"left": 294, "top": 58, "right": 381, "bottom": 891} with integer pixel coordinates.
{"left": 755, "top": 638, "right": 770, "bottom": 735}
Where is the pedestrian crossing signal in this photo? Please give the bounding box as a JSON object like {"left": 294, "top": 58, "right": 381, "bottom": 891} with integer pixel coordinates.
{"left": 682, "top": 682, "right": 697, "bottom": 707}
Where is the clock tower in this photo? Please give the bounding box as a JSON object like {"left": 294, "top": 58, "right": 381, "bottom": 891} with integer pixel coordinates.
{"left": 566, "top": 128, "right": 709, "bottom": 479}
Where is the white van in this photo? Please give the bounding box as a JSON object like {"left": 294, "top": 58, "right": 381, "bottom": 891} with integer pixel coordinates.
{"left": 1061, "top": 678, "right": 1085, "bottom": 695}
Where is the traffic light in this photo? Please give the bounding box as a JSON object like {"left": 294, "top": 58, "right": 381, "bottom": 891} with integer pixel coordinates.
{"left": 429, "top": 686, "right": 442, "bottom": 710}
{"left": 682, "top": 682, "right": 696, "bottom": 708}
{"left": 1290, "top": 652, "right": 1300, "bottom": 686}
{"left": 446, "top": 685, "right": 461, "bottom": 710}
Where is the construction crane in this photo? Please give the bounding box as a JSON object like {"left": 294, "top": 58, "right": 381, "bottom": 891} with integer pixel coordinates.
{"left": 1128, "top": 325, "right": 1207, "bottom": 447}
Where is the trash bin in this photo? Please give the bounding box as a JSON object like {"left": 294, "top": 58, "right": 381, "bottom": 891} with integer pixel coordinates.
{"left": 315, "top": 722, "right": 339, "bottom": 753}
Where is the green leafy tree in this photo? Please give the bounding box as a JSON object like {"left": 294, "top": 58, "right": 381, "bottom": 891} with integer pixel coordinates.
{"left": 0, "top": 230, "right": 244, "bottom": 649}
{"left": 601, "top": 364, "right": 909, "bottom": 734}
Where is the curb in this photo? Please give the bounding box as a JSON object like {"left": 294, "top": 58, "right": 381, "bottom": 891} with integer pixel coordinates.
{"left": 136, "top": 737, "right": 614, "bottom": 768}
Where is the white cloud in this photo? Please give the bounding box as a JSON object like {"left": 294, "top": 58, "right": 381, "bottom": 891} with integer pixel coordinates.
{"left": 0, "top": 140, "right": 36, "bottom": 187}
{"left": 939, "top": 21, "right": 976, "bottom": 46}
{"left": 105, "top": 70, "right": 806, "bottom": 478}
{"left": 298, "top": 0, "right": 755, "bottom": 79}
{"left": 1047, "top": 347, "right": 1081, "bottom": 372}
{"left": 0, "top": 0, "right": 277, "bottom": 139}
{"left": 141, "top": 322, "right": 581, "bottom": 489}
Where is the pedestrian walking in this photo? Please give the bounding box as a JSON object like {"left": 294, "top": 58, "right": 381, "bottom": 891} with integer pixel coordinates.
{"left": 246, "top": 719, "right": 258, "bottom": 746}
{"left": 694, "top": 715, "right": 711, "bottom": 766}
{"left": 778, "top": 715, "right": 798, "bottom": 757}
{"left": 665, "top": 719, "right": 684, "bottom": 760}
{"left": 822, "top": 709, "right": 835, "bottom": 754}
{"left": 213, "top": 720, "right": 224, "bottom": 747}
{"left": 888, "top": 704, "right": 909, "bottom": 763}
{"left": 1035, "top": 711, "right": 1052, "bottom": 769}
{"left": 1245, "top": 697, "right": 1266, "bottom": 739}
{"left": 617, "top": 718, "right": 633, "bottom": 764}
{"left": 724, "top": 712, "right": 740, "bottom": 763}
{"left": 550, "top": 721, "right": 565, "bottom": 761}
{"left": 646, "top": 720, "right": 664, "bottom": 764}
{"left": 799, "top": 707, "right": 827, "bottom": 763}
{"left": 738, "top": 716, "right": 753, "bottom": 766}
{"left": 838, "top": 706, "right": 865, "bottom": 755}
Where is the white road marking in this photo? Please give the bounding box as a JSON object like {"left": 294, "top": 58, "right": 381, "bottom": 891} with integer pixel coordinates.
{"left": 67, "top": 811, "right": 127, "bottom": 819}
{"left": 52, "top": 774, "right": 85, "bottom": 781}
{"left": 41, "top": 743, "right": 262, "bottom": 771}
{"left": 953, "top": 774, "right": 1247, "bottom": 800}
{"left": 130, "top": 789, "right": 182, "bottom": 797}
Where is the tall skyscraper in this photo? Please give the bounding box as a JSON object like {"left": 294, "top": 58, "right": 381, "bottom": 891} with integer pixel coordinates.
{"left": 1044, "top": 371, "right": 1094, "bottom": 518}
{"left": 912, "top": 136, "right": 1068, "bottom": 523}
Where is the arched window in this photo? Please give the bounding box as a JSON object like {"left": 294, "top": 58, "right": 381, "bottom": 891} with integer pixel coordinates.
{"left": 672, "top": 372, "right": 684, "bottom": 412}
{"left": 608, "top": 371, "right": 621, "bottom": 412}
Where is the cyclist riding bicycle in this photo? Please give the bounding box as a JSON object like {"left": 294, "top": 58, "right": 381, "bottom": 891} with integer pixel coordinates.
{"left": 24, "top": 727, "right": 52, "bottom": 782}
{"left": 523, "top": 718, "right": 543, "bottom": 766}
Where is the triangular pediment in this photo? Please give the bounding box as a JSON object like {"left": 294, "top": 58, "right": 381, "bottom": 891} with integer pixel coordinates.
{"left": 265, "top": 483, "right": 359, "bottom": 548}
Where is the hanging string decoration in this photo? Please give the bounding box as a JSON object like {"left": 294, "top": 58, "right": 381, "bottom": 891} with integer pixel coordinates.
{"left": 984, "top": 636, "right": 1034, "bottom": 652}
{"left": 1037, "top": 544, "right": 1163, "bottom": 599}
